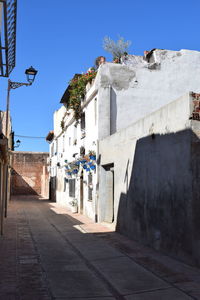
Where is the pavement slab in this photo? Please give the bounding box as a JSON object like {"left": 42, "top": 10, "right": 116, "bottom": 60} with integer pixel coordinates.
{"left": 124, "top": 287, "right": 193, "bottom": 299}
{"left": 47, "top": 269, "right": 112, "bottom": 298}
{"left": 68, "top": 239, "right": 124, "bottom": 261}
{"left": 55, "top": 297, "right": 116, "bottom": 300}
{"left": 93, "top": 256, "right": 169, "bottom": 295}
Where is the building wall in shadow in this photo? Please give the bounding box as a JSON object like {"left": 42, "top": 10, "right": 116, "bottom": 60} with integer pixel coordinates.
{"left": 11, "top": 169, "right": 38, "bottom": 195}
{"left": 116, "top": 129, "right": 197, "bottom": 265}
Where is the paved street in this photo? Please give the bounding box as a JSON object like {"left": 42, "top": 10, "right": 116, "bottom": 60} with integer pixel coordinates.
{"left": 1, "top": 196, "right": 200, "bottom": 300}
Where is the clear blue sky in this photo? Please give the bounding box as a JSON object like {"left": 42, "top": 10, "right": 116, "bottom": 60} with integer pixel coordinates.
{"left": 1, "top": 0, "right": 200, "bottom": 152}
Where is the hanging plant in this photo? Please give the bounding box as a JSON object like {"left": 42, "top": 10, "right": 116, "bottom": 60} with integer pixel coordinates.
{"left": 69, "top": 70, "right": 97, "bottom": 120}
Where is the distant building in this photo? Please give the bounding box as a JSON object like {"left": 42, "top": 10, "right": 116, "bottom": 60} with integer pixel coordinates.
{"left": 11, "top": 152, "right": 49, "bottom": 198}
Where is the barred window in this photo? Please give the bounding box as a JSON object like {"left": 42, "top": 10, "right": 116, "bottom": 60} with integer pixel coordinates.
{"left": 88, "top": 173, "right": 93, "bottom": 201}
{"left": 69, "top": 179, "right": 75, "bottom": 197}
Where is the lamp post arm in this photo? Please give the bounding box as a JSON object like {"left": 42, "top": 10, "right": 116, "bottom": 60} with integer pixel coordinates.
{"left": 9, "top": 80, "right": 32, "bottom": 90}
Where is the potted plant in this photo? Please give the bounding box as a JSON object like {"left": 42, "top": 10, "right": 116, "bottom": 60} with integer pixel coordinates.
{"left": 69, "top": 198, "right": 78, "bottom": 213}
{"left": 73, "top": 169, "right": 78, "bottom": 174}
{"left": 88, "top": 150, "right": 96, "bottom": 160}
{"left": 103, "top": 36, "right": 131, "bottom": 63}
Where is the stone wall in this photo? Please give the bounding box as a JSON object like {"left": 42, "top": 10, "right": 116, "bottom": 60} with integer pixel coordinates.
{"left": 11, "top": 152, "right": 49, "bottom": 198}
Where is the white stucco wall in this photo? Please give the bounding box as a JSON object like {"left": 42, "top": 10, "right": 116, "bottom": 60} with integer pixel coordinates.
{"left": 53, "top": 106, "right": 66, "bottom": 137}
{"left": 95, "top": 50, "right": 200, "bottom": 139}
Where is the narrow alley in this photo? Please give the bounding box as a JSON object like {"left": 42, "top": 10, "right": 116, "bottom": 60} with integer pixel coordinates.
{"left": 1, "top": 196, "right": 200, "bottom": 300}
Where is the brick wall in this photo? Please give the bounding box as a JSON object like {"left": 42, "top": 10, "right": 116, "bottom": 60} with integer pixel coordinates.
{"left": 11, "top": 152, "right": 49, "bottom": 198}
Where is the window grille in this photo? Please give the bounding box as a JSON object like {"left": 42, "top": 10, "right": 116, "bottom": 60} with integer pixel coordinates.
{"left": 69, "top": 179, "right": 75, "bottom": 197}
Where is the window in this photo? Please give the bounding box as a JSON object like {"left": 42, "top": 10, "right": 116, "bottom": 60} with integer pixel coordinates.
{"left": 88, "top": 173, "right": 93, "bottom": 201}
{"left": 69, "top": 179, "right": 75, "bottom": 197}
{"left": 81, "top": 112, "right": 85, "bottom": 130}
{"left": 64, "top": 177, "right": 68, "bottom": 192}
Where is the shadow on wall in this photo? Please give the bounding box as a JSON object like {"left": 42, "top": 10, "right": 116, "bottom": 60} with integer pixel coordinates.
{"left": 11, "top": 169, "right": 38, "bottom": 195}
{"left": 116, "top": 128, "right": 200, "bottom": 266}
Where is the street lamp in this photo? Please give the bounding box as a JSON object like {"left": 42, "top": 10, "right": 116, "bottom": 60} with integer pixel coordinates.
{"left": 14, "top": 139, "right": 21, "bottom": 149}
{"left": 5, "top": 66, "right": 38, "bottom": 137}
{"left": 25, "top": 66, "right": 38, "bottom": 84}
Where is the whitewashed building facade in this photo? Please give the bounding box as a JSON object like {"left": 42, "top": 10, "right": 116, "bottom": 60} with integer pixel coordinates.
{"left": 47, "top": 48, "right": 200, "bottom": 228}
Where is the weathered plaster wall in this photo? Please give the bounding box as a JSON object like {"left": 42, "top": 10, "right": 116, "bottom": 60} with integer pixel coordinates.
{"left": 11, "top": 152, "right": 49, "bottom": 198}
{"left": 99, "top": 93, "right": 200, "bottom": 266}
{"left": 96, "top": 50, "right": 200, "bottom": 139}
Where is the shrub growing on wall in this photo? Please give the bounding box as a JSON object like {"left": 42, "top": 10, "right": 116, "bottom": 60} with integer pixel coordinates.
{"left": 69, "top": 70, "right": 97, "bottom": 120}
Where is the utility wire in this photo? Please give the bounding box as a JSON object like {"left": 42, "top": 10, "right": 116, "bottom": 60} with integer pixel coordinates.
{"left": 15, "top": 134, "right": 46, "bottom": 139}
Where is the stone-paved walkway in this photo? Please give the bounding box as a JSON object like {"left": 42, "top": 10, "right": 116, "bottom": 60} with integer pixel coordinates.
{"left": 1, "top": 196, "right": 200, "bottom": 300}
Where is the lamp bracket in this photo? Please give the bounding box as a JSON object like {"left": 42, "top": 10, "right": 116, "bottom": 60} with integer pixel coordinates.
{"left": 9, "top": 80, "right": 31, "bottom": 90}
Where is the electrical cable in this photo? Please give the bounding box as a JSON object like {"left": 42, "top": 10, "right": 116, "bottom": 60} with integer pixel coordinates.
{"left": 14, "top": 134, "right": 46, "bottom": 139}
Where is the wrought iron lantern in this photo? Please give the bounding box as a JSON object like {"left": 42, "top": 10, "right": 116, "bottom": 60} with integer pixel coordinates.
{"left": 25, "top": 66, "right": 38, "bottom": 84}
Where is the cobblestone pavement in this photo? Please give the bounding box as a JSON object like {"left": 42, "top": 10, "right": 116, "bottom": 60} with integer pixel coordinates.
{"left": 1, "top": 196, "right": 200, "bottom": 300}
